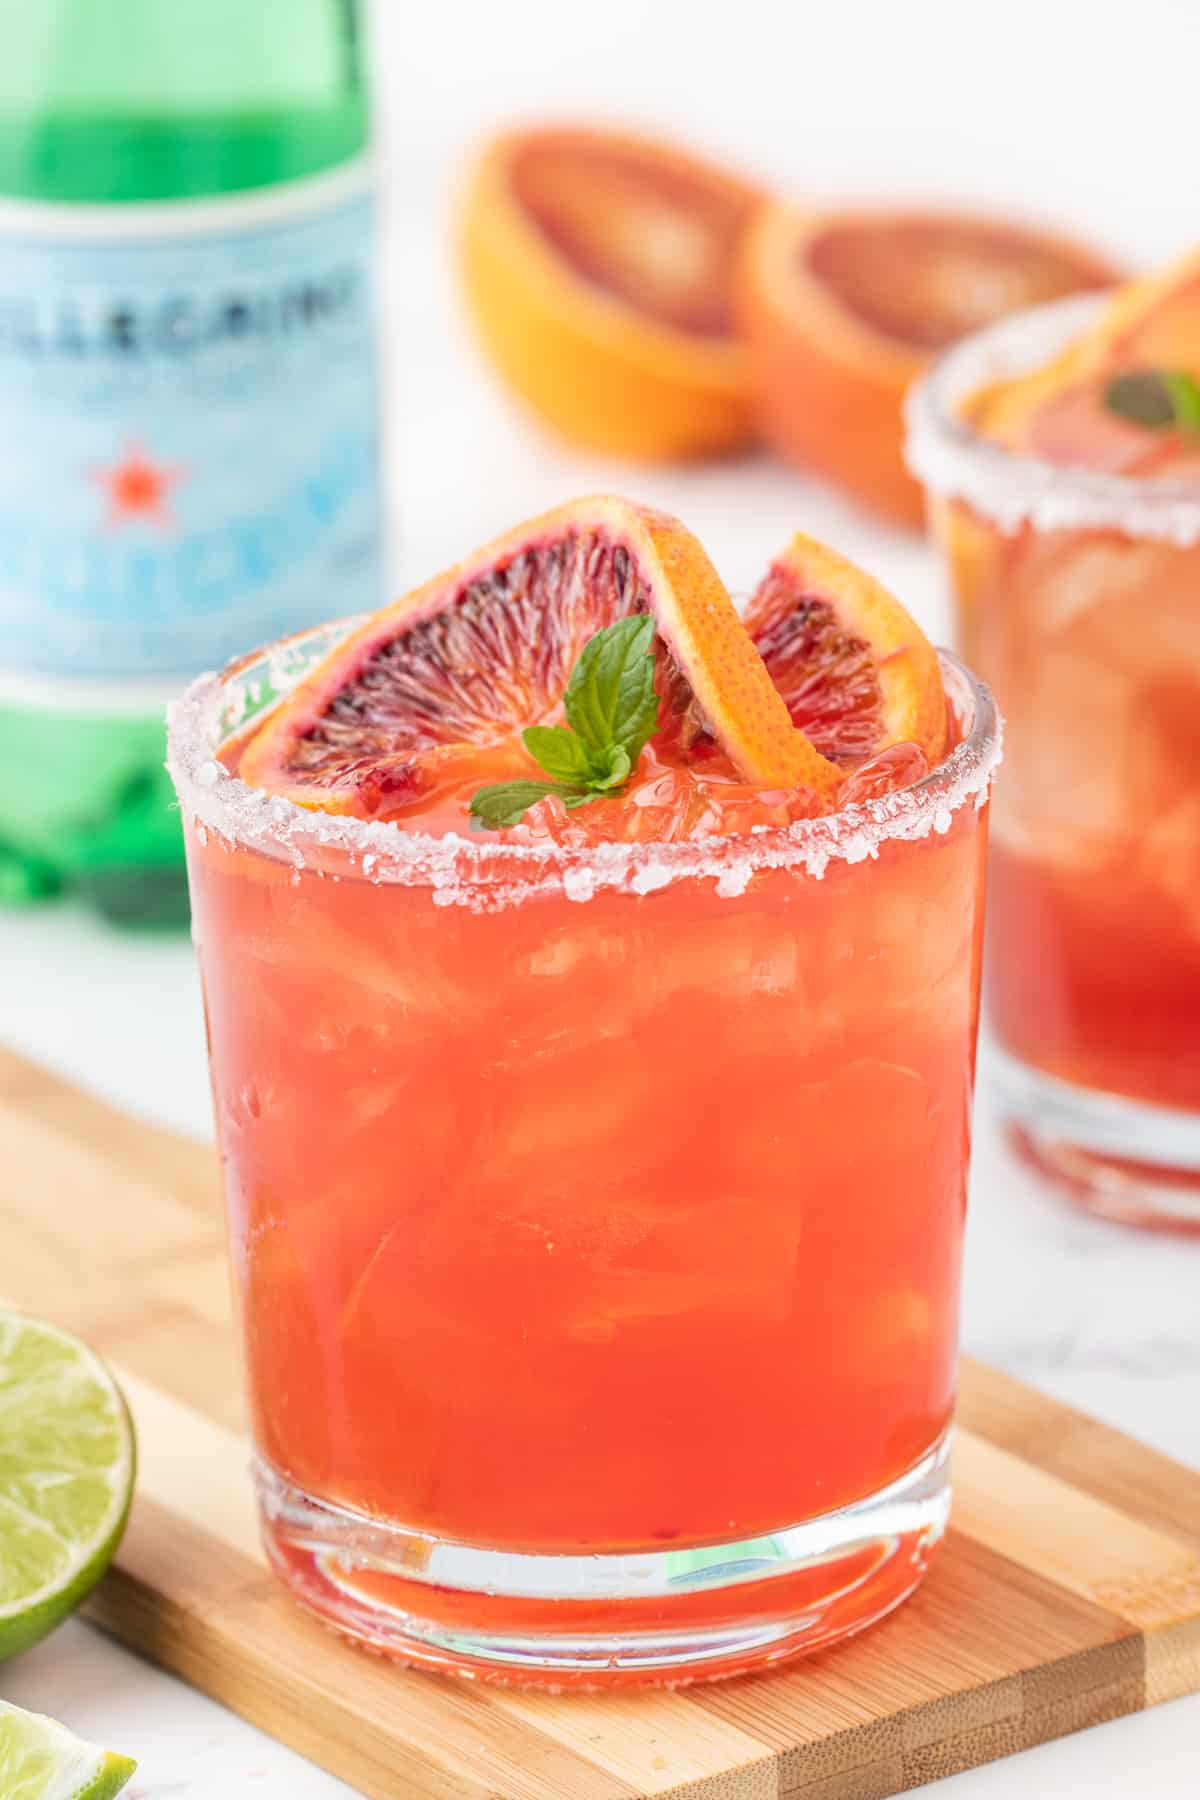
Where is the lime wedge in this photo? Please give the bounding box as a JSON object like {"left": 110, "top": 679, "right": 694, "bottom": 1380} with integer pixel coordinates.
{"left": 0, "top": 1698, "right": 135, "bottom": 1799}
{"left": 0, "top": 1310, "right": 135, "bottom": 1661}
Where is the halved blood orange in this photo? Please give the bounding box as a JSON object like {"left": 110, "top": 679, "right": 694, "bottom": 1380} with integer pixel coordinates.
{"left": 747, "top": 531, "right": 948, "bottom": 772}
{"left": 459, "top": 126, "right": 761, "bottom": 461}
{"left": 972, "top": 245, "right": 1200, "bottom": 461}
{"left": 736, "top": 202, "right": 1122, "bottom": 524}
{"left": 238, "top": 496, "right": 828, "bottom": 819}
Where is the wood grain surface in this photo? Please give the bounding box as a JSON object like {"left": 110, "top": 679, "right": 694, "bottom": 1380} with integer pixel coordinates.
{"left": 3, "top": 1045, "right": 1199, "bottom": 1799}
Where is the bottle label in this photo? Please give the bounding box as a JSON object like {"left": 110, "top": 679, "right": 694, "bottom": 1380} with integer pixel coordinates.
{"left": 0, "top": 160, "right": 383, "bottom": 682}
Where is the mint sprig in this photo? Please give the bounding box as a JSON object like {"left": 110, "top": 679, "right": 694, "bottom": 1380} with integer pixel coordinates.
{"left": 1105, "top": 369, "right": 1200, "bottom": 433}
{"left": 469, "top": 613, "right": 660, "bottom": 829}
{"left": 1165, "top": 371, "right": 1200, "bottom": 432}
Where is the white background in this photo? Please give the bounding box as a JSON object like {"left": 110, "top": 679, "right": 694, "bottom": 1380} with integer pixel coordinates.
{"left": 3, "top": 0, "right": 1199, "bottom": 1793}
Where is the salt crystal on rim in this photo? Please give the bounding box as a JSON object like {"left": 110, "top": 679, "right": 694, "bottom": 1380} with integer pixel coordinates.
{"left": 715, "top": 863, "right": 752, "bottom": 899}
{"left": 563, "top": 865, "right": 595, "bottom": 904}
{"left": 630, "top": 862, "right": 672, "bottom": 896}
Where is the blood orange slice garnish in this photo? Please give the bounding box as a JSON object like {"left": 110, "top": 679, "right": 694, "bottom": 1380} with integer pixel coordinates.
{"left": 747, "top": 532, "right": 948, "bottom": 774}
{"left": 736, "top": 202, "right": 1122, "bottom": 524}
{"left": 971, "top": 245, "right": 1200, "bottom": 469}
{"left": 237, "top": 496, "right": 823, "bottom": 827}
{"left": 459, "top": 126, "right": 761, "bottom": 461}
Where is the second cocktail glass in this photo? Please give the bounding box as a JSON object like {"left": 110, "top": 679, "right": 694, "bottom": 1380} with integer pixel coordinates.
{"left": 909, "top": 294, "right": 1200, "bottom": 1227}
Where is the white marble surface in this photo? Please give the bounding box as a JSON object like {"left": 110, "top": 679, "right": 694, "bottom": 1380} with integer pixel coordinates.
{"left": 4, "top": 0, "right": 1200, "bottom": 1790}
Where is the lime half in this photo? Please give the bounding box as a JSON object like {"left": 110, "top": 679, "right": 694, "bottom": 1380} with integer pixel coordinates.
{"left": 0, "top": 1310, "right": 135, "bottom": 1661}
{"left": 0, "top": 1698, "right": 135, "bottom": 1799}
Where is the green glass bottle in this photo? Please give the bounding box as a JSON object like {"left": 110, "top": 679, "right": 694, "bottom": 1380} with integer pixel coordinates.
{"left": 0, "top": 0, "right": 382, "bottom": 924}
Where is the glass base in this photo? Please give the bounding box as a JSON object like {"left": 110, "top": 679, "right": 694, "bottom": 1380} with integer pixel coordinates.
{"left": 993, "top": 1048, "right": 1200, "bottom": 1233}
{"left": 254, "top": 1435, "right": 951, "bottom": 1687}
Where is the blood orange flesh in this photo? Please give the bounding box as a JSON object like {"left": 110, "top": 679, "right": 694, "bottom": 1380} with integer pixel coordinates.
{"left": 259, "top": 535, "right": 637, "bottom": 789}
{"left": 751, "top": 566, "right": 894, "bottom": 762}
{"left": 510, "top": 131, "right": 758, "bottom": 339}
{"left": 806, "top": 214, "right": 1118, "bottom": 353}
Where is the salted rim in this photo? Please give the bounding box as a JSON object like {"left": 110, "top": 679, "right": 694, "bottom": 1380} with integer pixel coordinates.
{"left": 904, "top": 292, "right": 1200, "bottom": 544}
{"left": 166, "top": 628, "right": 1000, "bottom": 910}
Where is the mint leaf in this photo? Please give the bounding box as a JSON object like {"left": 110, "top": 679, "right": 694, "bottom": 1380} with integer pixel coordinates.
{"left": 587, "top": 743, "right": 631, "bottom": 791}
{"left": 521, "top": 724, "right": 593, "bottom": 783}
{"left": 470, "top": 615, "right": 660, "bottom": 829}
{"left": 1105, "top": 372, "right": 1176, "bottom": 428}
{"left": 1165, "top": 371, "right": 1200, "bottom": 432}
{"left": 564, "top": 614, "right": 660, "bottom": 762}
{"left": 1105, "top": 369, "right": 1200, "bottom": 433}
{"left": 468, "top": 781, "right": 571, "bottom": 828}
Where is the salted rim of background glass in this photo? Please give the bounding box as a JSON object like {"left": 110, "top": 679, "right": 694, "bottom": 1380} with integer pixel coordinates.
{"left": 905, "top": 291, "right": 1200, "bottom": 545}
{"left": 167, "top": 629, "right": 999, "bottom": 909}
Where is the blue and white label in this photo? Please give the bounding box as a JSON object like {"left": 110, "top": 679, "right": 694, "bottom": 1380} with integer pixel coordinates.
{"left": 0, "top": 160, "right": 383, "bottom": 682}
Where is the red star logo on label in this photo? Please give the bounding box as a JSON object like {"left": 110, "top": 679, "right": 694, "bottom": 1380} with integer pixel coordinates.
{"left": 92, "top": 441, "right": 187, "bottom": 529}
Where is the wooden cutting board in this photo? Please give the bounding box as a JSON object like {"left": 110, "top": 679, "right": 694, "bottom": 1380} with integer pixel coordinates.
{"left": 4, "top": 1044, "right": 1200, "bottom": 1800}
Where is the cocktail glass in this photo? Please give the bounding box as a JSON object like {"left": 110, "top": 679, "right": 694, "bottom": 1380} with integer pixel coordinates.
{"left": 168, "top": 622, "right": 997, "bottom": 1685}
{"left": 909, "top": 293, "right": 1200, "bottom": 1229}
